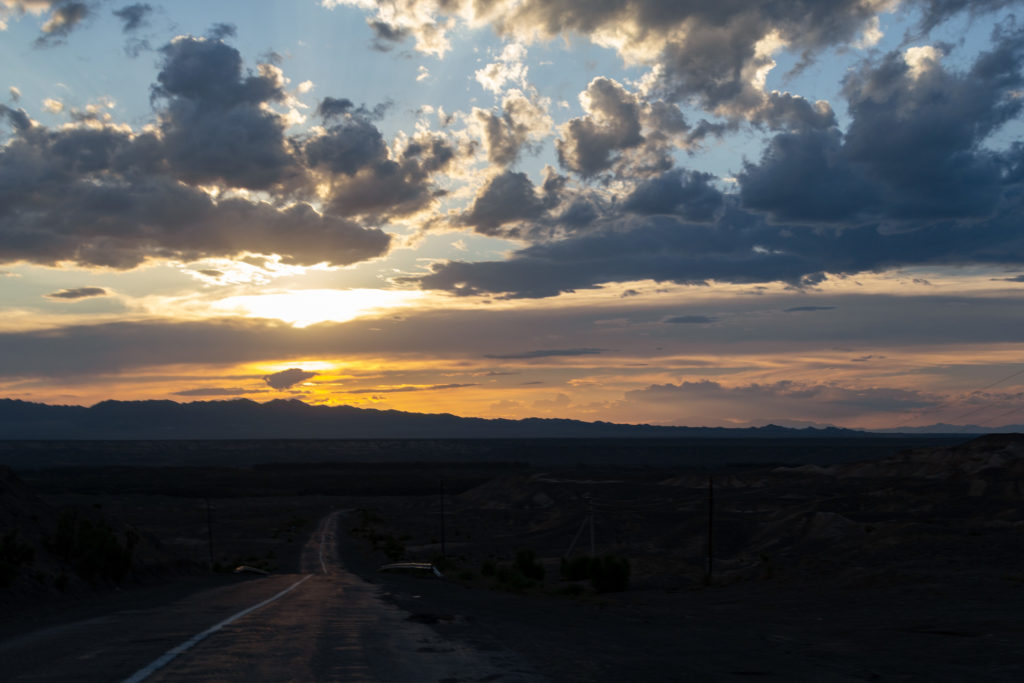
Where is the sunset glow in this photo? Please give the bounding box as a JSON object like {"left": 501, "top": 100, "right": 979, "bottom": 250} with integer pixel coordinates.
{"left": 2, "top": 1, "right": 1024, "bottom": 429}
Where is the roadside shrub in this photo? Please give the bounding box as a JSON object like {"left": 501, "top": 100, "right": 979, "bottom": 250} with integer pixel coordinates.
{"left": 590, "top": 554, "right": 630, "bottom": 593}
{"left": 560, "top": 555, "right": 593, "bottom": 581}
{"left": 556, "top": 583, "right": 585, "bottom": 597}
{"left": 494, "top": 564, "right": 534, "bottom": 591}
{"left": 382, "top": 535, "right": 405, "bottom": 561}
{"left": 514, "top": 548, "right": 545, "bottom": 581}
{"left": 480, "top": 558, "right": 497, "bottom": 577}
{"left": 0, "top": 530, "right": 35, "bottom": 587}
{"left": 47, "top": 511, "right": 137, "bottom": 584}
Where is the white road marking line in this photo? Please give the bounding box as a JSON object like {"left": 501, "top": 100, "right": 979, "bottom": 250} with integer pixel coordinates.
{"left": 121, "top": 574, "right": 314, "bottom": 683}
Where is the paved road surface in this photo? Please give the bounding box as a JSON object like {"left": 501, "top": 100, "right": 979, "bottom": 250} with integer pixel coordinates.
{"left": 0, "top": 510, "right": 542, "bottom": 682}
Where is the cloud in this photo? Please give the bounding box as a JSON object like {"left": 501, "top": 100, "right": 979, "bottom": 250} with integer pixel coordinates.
{"left": 344, "top": 383, "right": 478, "bottom": 394}
{"left": 623, "top": 168, "right": 723, "bottom": 222}
{"left": 460, "top": 170, "right": 551, "bottom": 234}
{"left": 785, "top": 306, "right": 836, "bottom": 312}
{"left": 475, "top": 43, "right": 528, "bottom": 93}
{"left": 368, "top": 19, "right": 410, "bottom": 51}
{"left": 172, "top": 386, "right": 262, "bottom": 397}
{"left": 30, "top": 1, "right": 91, "bottom": 47}
{"left": 0, "top": 35, "right": 393, "bottom": 269}
{"left": 263, "top": 367, "right": 317, "bottom": 390}
{"left": 112, "top": 3, "right": 151, "bottom": 32}
{"left": 664, "top": 315, "right": 716, "bottom": 324}
{"left": 556, "top": 78, "right": 643, "bottom": 178}
{"left": 153, "top": 35, "right": 300, "bottom": 191}
{"left": 470, "top": 88, "right": 551, "bottom": 167}
{"left": 45, "top": 286, "right": 107, "bottom": 300}
{"left": 625, "top": 379, "right": 939, "bottom": 421}
{"left": 305, "top": 103, "right": 457, "bottom": 220}
{"left": 532, "top": 392, "right": 571, "bottom": 410}
{"left": 4, "top": 293, "right": 1024, "bottom": 380}
{"left": 412, "top": 23, "right": 1024, "bottom": 299}
{"left": 329, "top": 1, "right": 996, "bottom": 126}
{"left": 484, "top": 348, "right": 602, "bottom": 359}
{"left": 739, "top": 26, "right": 1024, "bottom": 224}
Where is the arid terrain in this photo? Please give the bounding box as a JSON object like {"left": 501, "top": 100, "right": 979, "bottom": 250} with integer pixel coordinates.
{"left": 2, "top": 435, "right": 1023, "bottom": 680}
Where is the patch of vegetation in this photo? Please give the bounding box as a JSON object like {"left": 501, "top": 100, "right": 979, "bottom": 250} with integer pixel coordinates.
{"left": 560, "top": 554, "right": 631, "bottom": 592}
{"left": 0, "top": 530, "right": 35, "bottom": 587}
{"left": 493, "top": 564, "right": 537, "bottom": 592}
{"left": 560, "top": 555, "right": 593, "bottom": 581}
{"left": 47, "top": 511, "right": 137, "bottom": 584}
{"left": 590, "top": 554, "right": 631, "bottom": 593}
{"left": 514, "top": 548, "right": 545, "bottom": 581}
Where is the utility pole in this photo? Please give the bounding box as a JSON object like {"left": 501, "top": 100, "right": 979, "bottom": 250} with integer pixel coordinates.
{"left": 439, "top": 480, "right": 446, "bottom": 559}
{"left": 705, "top": 476, "right": 713, "bottom": 585}
{"left": 205, "top": 497, "right": 214, "bottom": 571}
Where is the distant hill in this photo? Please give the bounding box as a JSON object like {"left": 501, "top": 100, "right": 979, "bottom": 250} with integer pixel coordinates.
{"left": 0, "top": 398, "right": 880, "bottom": 440}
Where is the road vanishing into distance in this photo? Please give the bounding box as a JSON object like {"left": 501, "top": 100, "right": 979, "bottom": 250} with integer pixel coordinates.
{"left": 0, "top": 511, "right": 543, "bottom": 682}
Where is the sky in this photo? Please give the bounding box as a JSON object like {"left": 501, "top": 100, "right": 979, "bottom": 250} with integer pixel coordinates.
{"left": 2, "top": 0, "right": 1024, "bottom": 430}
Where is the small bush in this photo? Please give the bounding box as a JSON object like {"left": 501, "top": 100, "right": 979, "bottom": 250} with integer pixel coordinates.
{"left": 0, "top": 530, "right": 35, "bottom": 587}
{"left": 556, "top": 582, "right": 585, "bottom": 597}
{"left": 560, "top": 555, "right": 593, "bottom": 581}
{"left": 47, "top": 511, "right": 136, "bottom": 584}
{"left": 494, "top": 565, "right": 534, "bottom": 591}
{"left": 382, "top": 535, "right": 405, "bottom": 561}
{"left": 514, "top": 549, "right": 545, "bottom": 581}
{"left": 590, "top": 554, "right": 630, "bottom": 593}
{"left": 480, "top": 558, "right": 497, "bottom": 577}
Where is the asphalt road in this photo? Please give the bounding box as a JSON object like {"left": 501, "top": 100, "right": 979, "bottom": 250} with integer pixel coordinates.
{"left": 0, "top": 510, "right": 542, "bottom": 682}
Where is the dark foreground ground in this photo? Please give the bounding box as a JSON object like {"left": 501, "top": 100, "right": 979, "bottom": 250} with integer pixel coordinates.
{"left": 2, "top": 435, "right": 1023, "bottom": 680}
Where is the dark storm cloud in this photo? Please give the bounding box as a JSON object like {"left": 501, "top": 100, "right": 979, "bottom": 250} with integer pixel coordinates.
{"left": 664, "top": 315, "right": 717, "bottom": 324}
{"left": 153, "top": 35, "right": 300, "bottom": 190}
{"left": 413, "top": 189, "right": 1024, "bottom": 298}
{"left": 305, "top": 115, "right": 387, "bottom": 176}
{"left": 556, "top": 78, "right": 643, "bottom": 178}
{"left": 413, "top": 22, "right": 1024, "bottom": 299}
{"left": 484, "top": 348, "right": 602, "bottom": 359}
{"left": 45, "top": 286, "right": 107, "bottom": 300}
{"left": 0, "top": 33, "right": 399, "bottom": 269}
{"left": 317, "top": 96, "right": 355, "bottom": 120}
{"left": 0, "top": 121, "right": 390, "bottom": 267}
{"left": 740, "top": 24, "right": 1024, "bottom": 224}
{"left": 461, "top": 171, "right": 549, "bottom": 233}
{"left": 623, "top": 169, "right": 723, "bottom": 222}
{"left": 305, "top": 96, "right": 455, "bottom": 219}
{"left": 0, "top": 104, "right": 31, "bottom": 132}
{"left": 263, "top": 367, "right": 316, "bottom": 390}
{"left": 112, "top": 3, "right": 151, "bottom": 32}
{"left": 320, "top": 131, "right": 455, "bottom": 219}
